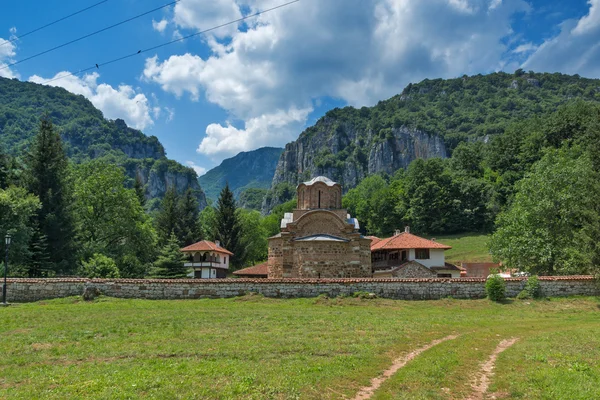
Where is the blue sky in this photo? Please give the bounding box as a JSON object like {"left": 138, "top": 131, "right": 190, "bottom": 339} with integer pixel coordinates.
{"left": 0, "top": 0, "right": 597, "bottom": 175}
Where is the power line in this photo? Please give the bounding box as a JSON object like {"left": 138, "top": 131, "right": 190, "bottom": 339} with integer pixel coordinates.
{"left": 0, "top": 0, "right": 110, "bottom": 48}
{"left": 41, "top": 0, "right": 300, "bottom": 85}
{"left": 0, "top": 0, "right": 181, "bottom": 72}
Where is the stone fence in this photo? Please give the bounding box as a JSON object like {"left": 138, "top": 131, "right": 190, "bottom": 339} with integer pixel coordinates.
{"left": 4, "top": 276, "right": 598, "bottom": 303}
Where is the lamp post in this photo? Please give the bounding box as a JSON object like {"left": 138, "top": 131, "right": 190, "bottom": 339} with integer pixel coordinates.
{"left": 2, "top": 233, "right": 11, "bottom": 306}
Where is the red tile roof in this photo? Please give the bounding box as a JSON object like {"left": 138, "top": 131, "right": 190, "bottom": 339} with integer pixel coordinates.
{"left": 233, "top": 262, "right": 268, "bottom": 277}
{"left": 371, "top": 232, "right": 451, "bottom": 251}
{"left": 367, "top": 236, "right": 382, "bottom": 246}
{"left": 180, "top": 240, "right": 234, "bottom": 255}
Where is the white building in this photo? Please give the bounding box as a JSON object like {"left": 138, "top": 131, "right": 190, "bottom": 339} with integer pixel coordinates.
{"left": 180, "top": 240, "right": 233, "bottom": 279}
{"left": 370, "top": 227, "right": 461, "bottom": 278}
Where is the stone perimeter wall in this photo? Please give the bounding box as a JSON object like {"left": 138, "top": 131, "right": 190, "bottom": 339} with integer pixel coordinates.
{"left": 4, "top": 276, "right": 598, "bottom": 303}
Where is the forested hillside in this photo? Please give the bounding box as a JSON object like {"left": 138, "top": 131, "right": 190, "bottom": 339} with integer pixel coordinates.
{"left": 199, "top": 147, "right": 282, "bottom": 202}
{"left": 0, "top": 77, "right": 206, "bottom": 210}
{"left": 265, "top": 71, "right": 600, "bottom": 212}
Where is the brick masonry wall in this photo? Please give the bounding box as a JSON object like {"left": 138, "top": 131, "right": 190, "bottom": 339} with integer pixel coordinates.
{"left": 4, "top": 276, "right": 598, "bottom": 303}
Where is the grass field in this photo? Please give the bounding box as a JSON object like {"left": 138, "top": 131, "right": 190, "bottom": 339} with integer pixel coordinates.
{"left": 1, "top": 296, "right": 599, "bottom": 399}
{"left": 435, "top": 233, "right": 493, "bottom": 263}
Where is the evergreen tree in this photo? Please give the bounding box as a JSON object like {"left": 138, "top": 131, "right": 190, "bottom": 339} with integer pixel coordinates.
{"left": 27, "top": 220, "right": 51, "bottom": 277}
{"left": 155, "top": 186, "right": 179, "bottom": 245}
{"left": 149, "top": 232, "right": 188, "bottom": 278}
{"left": 213, "top": 183, "right": 243, "bottom": 269}
{"left": 25, "top": 115, "right": 76, "bottom": 274}
{"left": 177, "top": 188, "right": 201, "bottom": 246}
{"left": 133, "top": 175, "right": 146, "bottom": 207}
{"left": 0, "top": 145, "right": 10, "bottom": 189}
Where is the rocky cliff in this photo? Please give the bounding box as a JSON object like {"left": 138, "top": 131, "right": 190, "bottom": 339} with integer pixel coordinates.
{"left": 0, "top": 77, "right": 206, "bottom": 210}
{"left": 263, "top": 120, "right": 447, "bottom": 212}
{"left": 263, "top": 71, "right": 600, "bottom": 213}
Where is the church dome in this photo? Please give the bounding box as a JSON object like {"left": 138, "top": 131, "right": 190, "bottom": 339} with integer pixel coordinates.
{"left": 301, "top": 176, "right": 339, "bottom": 187}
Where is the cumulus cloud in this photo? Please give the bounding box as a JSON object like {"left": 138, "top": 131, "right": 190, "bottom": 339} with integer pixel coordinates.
{"left": 173, "top": 0, "right": 242, "bottom": 38}
{"left": 523, "top": 0, "right": 600, "bottom": 76}
{"left": 513, "top": 42, "right": 537, "bottom": 54}
{"left": 152, "top": 19, "right": 169, "bottom": 33}
{"left": 29, "top": 72, "right": 155, "bottom": 130}
{"left": 186, "top": 161, "right": 207, "bottom": 176}
{"left": 0, "top": 36, "right": 18, "bottom": 79}
{"left": 144, "top": 0, "right": 530, "bottom": 159}
{"left": 198, "top": 107, "right": 311, "bottom": 156}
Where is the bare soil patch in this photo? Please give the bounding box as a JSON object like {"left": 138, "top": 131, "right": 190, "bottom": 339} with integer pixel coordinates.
{"left": 352, "top": 335, "right": 459, "bottom": 400}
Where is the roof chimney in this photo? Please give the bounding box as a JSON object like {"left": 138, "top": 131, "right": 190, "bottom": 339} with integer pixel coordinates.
{"left": 215, "top": 240, "right": 220, "bottom": 247}
{"left": 405, "top": 226, "right": 410, "bottom": 233}
{"left": 394, "top": 229, "right": 402, "bottom": 236}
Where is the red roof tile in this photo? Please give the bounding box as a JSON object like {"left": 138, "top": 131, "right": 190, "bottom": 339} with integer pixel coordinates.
{"left": 367, "top": 236, "right": 382, "bottom": 246}
{"left": 180, "top": 240, "right": 234, "bottom": 255}
{"left": 371, "top": 232, "right": 451, "bottom": 251}
{"left": 233, "top": 262, "right": 268, "bottom": 277}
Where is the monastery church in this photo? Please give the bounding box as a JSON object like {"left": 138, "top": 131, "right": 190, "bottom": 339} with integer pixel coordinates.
{"left": 189, "top": 175, "right": 459, "bottom": 279}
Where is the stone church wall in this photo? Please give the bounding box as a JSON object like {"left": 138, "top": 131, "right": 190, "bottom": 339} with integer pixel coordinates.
{"left": 5, "top": 276, "right": 598, "bottom": 302}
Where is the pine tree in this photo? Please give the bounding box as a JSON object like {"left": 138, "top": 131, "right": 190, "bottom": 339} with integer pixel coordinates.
{"left": 134, "top": 175, "right": 146, "bottom": 207}
{"left": 149, "top": 232, "right": 188, "bottom": 278}
{"left": 25, "top": 115, "right": 76, "bottom": 274}
{"left": 27, "top": 220, "right": 51, "bottom": 277}
{"left": 0, "top": 145, "right": 10, "bottom": 189}
{"left": 155, "top": 186, "right": 179, "bottom": 245}
{"left": 213, "top": 183, "right": 243, "bottom": 269}
{"left": 177, "top": 188, "right": 201, "bottom": 246}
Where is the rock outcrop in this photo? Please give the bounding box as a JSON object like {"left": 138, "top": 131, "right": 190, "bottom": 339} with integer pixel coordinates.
{"left": 263, "top": 119, "right": 447, "bottom": 213}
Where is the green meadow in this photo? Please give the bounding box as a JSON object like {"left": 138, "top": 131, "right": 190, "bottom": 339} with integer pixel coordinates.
{"left": 1, "top": 296, "right": 599, "bottom": 399}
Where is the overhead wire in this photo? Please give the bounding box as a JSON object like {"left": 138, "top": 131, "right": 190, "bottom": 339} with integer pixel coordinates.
{"left": 0, "top": 0, "right": 181, "bottom": 72}
{"left": 41, "top": 0, "right": 300, "bottom": 85}
{"left": 0, "top": 0, "right": 110, "bottom": 48}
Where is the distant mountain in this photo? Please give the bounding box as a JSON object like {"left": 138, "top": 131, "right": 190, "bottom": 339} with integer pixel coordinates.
{"left": 263, "top": 71, "right": 600, "bottom": 212}
{"left": 0, "top": 77, "right": 207, "bottom": 210}
{"left": 199, "top": 147, "right": 283, "bottom": 201}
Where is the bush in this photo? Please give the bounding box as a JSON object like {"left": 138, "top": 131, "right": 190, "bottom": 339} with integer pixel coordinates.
{"left": 516, "top": 290, "right": 530, "bottom": 300}
{"left": 524, "top": 275, "right": 542, "bottom": 298}
{"left": 79, "top": 254, "right": 120, "bottom": 278}
{"left": 486, "top": 274, "right": 506, "bottom": 302}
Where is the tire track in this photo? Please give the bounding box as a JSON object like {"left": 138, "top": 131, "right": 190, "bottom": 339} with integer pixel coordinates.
{"left": 352, "top": 334, "right": 459, "bottom": 400}
{"left": 467, "top": 338, "right": 519, "bottom": 400}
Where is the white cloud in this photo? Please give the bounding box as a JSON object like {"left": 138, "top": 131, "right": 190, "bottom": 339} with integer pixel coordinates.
{"left": 198, "top": 106, "right": 311, "bottom": 157}
{"left": 0, "top": 36, "right": 18, "bottom": 79}
{"left": 173, "top": 0, "right": 242, "bottom": 38}
{"left": 513, "top": 42, "right": 537, "bottom": 53}
{"left": 144, "top": 0, "right": 530, "bottom": 159}
{"left": 186, "top": 161, "right": 207, "bottom": 176}
{"left": 29, "top": 72, "right": 154, "bottom": 130}
{"left": 152, "top": 19, "right": 169, "bottom": 33}
{"left": 523, "top": 0, "right": 600, "bottom": 77}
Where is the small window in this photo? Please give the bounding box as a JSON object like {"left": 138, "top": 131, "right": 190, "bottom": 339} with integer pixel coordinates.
{"left": 416, "top": 249, "right": 430, "bottom": 259}
{"left": 437, "top": 273, "right": 452, "bottom": 278}
{"left": 224, "top": 256, "right": 227, "bottom": 264}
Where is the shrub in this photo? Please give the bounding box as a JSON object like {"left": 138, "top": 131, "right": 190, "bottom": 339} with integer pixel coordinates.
{"left": 516, "top": 290, "right": 530, "bottom": 300}
{"left": 79, "top": 254, "right": 120, "bottom": 278}
{"left": 486, "top": 274, "right": 506, "bottom": 302}
{"left": 524, "top": 275, "right": 542, "bottom": 298}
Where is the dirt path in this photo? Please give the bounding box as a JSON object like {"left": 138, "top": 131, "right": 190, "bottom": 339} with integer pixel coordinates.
{"left": 352, "top": 335, "right": 459, "bottom": 400}
{"left": 467, "top": 338, "right": 519, "bottom": 400}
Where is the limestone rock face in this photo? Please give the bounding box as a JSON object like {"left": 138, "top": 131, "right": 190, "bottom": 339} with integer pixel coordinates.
{"left": 263, "top": 119, "right": 447, "bottom": 213}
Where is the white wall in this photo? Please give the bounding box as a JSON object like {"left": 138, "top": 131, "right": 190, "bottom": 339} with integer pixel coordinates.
{"left": 407, "top": 249, "right": 445, "bottom": 268}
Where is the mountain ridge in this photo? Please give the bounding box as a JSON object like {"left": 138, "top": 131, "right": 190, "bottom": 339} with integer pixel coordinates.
{"left": 0, "top": 77, "right": 207, "bottom": 210}
{"left": 199, "top": 146, "right": 283, "bottom": 202}
{"left": 263, "top": 71, "right": 600, "bottom": 213}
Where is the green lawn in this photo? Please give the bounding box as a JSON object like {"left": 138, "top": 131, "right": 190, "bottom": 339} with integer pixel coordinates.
{"left": 435, "top": 232, "right": 493, "bottom": 264}
{"left": 1, "top": 296, "right": 599, "bottom": 399}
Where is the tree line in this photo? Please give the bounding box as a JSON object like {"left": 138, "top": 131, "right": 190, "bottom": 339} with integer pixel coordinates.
{"left": 0, "top": 116, "right": 279, "bottom": 278}
{"left": 343, "top": 100, "right": 600, "bottom": 276}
